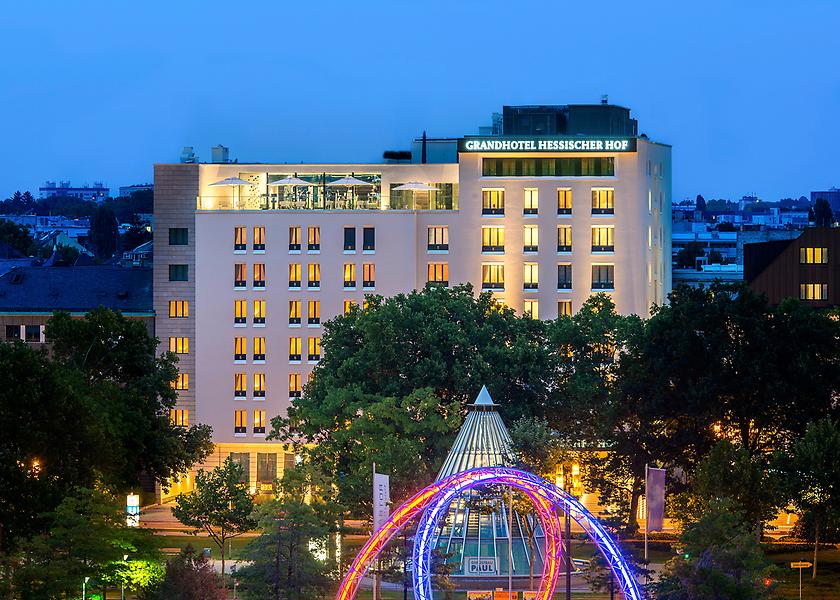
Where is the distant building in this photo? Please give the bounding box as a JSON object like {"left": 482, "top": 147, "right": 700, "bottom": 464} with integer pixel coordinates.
{"left": 811, "top": 188, "right": 840, "bottom": 213}
{"left": 673, "top": 263, "right": 744, "bottom": 288}
{"left": 122, "top": 241, "right": 153, "bottom": 268}
{"left": 39, "top": 181, "right": 109, "bottom": 201}
{"left": 0, "top": 214, "right": 90, "bottom": 239}
{"left": 745, "top": 227, "right": 840, "bottom": 306}
{"left": 118, "top": 184, "right": 153, "bottom": 198}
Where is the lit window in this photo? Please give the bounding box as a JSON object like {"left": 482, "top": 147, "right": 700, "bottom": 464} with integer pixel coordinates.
{"left": 235, "top": 410, "right": 247, "bottom": 434}
{"left": 524, "top": 263, "right": 539, "bottom": 290}
{"left": 289, "top": 300, "right": 301, "bottom": 325}
{"left": 482, "top": 264, "right": 504, "bottom": 290}
{"left": 557, "top": 189, "right": 572, "bottom": 215}
{"left": 289, "top": 337, "right": 301, "bottom": 361}
{"left": 307, "top": 263, "right": 321, "bottom": 288}
{"left": 592, "top": 188, "right": 614, "bottom": 214}
{"left": 169, "top": 264, "right": 188, "bottom": 281}
{"left": 234, "top": 299, "right": 247, "bottom": 324}
{"left": 428, "top": 226, "right": 449, "bottom": 251}
{"left": 427, "top": 263, "right": 449, "bottom": 286}
{"left": 289, "top": 226, "right": 301, "bottom": 251}
{"left": 289, "top": 373, "right": 302, "bottom": 398}
{"left": 234, "top": 336, "right": 247, "bottom": 361}
{"left": 592, "top": 264, "right": 615, "bottom": 290}
{"left": 800, "top": 283, "right": 828, "bottom": 300}
{"left": 558, "top": 264, "right": 572, "bottom": 290}
{"left": 343, "top": 227, "right": 356, "bottom": 251}
{"left": 169, "top": 228, "right": 188, "bottom": 245}
{"left": 363, "top": 227, "right": 375, "bottom": 251}
{"left": 235, "top": 372, "right": 246, "bottom": 398}
{"left": 289, "top": 263, "right": 301, "bottom": 288}
{"left": 308, "top": 337, "right": 321, "bottom": 362}
{"left": 172, "top": 373, "right": 189, "bottom": 390}
{"left": 234, "top": 263, "right": 246, "bottom": 288}
{"left": 363, "top": 263, "right": 375, "bottom": 289}
{"left": 308, "top": 300, "right": 321, "bottom": 325}
{"left": 343, "top": 300, "right": 357, "bottom": 315}
{"left": 169, "top": 337, "right": 189, "bottom": 354}
{"left": 558, "top": 300, "right": 572, "bottom": 317}
{"left": 254, "top": 410, "right": 266, "bottom": 434}
{"left": 253, "top": 263, "right": 265, "bottom": 288}
{"left": 343, "top": 264, "right": 356, "bottom": 288}
{"left": 524, "top": 225, "right": 538, "bottom": 253}
{"left": 234, "top": 227, "right": 246, "bottom": 251}
{"left": 800, "top": 247, "right": 828, "bottom": 264}
{"left": 308, "top": 227, "right": 320, "bottom": 251}
{"left": 524, "top": 299, "right": 539, "bottom": 319}
{"left": 169, "top": 300, "right": 189, "bottom": 318}
{"left": 170, "top": 409, "right": 189, "bottom": 427}
{"left": 524, "top": 188, "right": 538, "bottom": 215}
{"left": 254, "top": 226, "right": 266, "bottom": 251}
{"left": 557, "top": 225, "right": 572, "bottom": 252}
{"left": 482, "top": 189, "right": 505, "bottom": 215}
{"left": 481, "top": 226, "right": 505, "bottom": 253}
{"left": 254, "top": 300, "right": 266, "bottom": 325}
{"left": 253, "top": 373, "right": 266, "bottom": 398}
{"left": 592, "top": 226, "right": 615, "bottom": 252}
{"left": 253, "top": 337, "right": 266, "bottom": 361}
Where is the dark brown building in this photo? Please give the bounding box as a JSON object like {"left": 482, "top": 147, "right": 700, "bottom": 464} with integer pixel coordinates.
{"left": 744, "top": 227, "right": 840, "bottom": 306}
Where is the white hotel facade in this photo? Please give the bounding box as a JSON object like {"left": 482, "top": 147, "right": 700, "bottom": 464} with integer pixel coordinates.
{"left": 154, "top": 104, "right": 671, "bottom": 494}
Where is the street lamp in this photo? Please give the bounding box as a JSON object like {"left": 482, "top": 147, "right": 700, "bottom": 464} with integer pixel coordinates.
{"left": 82, "top": 576, "right": 90, "bottom": 600}
{"left": 121, "top": 554, "right": 129, "bottom": 600}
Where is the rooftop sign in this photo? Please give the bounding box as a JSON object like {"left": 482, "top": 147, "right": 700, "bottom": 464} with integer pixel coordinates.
{"left": 459, "top": 136, "right": 637, "bottom": 153}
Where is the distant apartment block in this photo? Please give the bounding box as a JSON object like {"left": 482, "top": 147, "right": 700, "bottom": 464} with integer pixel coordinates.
{"left": 811, "top": 187, "right": 840, "bottom": 213}
{"left": 39, "top": 181, "right": 109, "bottom": 201}
{"left": 118, "top": 183, "right": 153, "bottom": 197}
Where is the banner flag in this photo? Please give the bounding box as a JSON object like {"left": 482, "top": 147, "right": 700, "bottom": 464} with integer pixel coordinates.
{"left": 646, "top": 467, "right": 666, "bottom": 532}
{"left": 373, "top": 469, "right": 390, "bottom": 532}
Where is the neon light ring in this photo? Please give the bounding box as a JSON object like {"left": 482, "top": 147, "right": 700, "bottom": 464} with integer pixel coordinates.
{"left": 335, "top": 466, "right": 643, "bottom": 600}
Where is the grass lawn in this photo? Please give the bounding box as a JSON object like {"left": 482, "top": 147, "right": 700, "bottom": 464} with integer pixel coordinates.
{"left": 153, "top": 534, "right": 253, "bottom": 559}
{"left": 767, "top": 548, "right": 840, "bottom": 599}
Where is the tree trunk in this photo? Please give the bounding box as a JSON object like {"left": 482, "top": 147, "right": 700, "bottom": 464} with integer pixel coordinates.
{"left": 220, "top": 533, "right": 226, "bottom": 593}
{"left": 813, "top": 514, "right": 820, "bottom": 580}
{"left": 627, "top": 478, "right": 642, "bottom": 536}
{"left": 528, "top": 531, "right": 535, "bottom": 590}
{"left": 274, "top": 520, "right": 282, "bottom": 600}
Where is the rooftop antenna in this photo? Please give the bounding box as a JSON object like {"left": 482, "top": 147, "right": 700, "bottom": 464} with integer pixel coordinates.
{"left": 601, "top": 94, "right": 609, "bottom": 105}
{"left": 421, "top": 131, "right": 427, "bottom": 164}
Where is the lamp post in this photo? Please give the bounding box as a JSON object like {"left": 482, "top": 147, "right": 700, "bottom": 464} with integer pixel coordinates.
{"left": 82, "top": 576, "right": 89, "bottom": 600}
{"left": 121, "top": 554, "right": 128, "bottom": 600}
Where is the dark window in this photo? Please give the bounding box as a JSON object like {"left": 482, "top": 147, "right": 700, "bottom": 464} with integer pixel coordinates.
{"left": 363, "top": 227, "right": 375, "bottom": 251}
{"left": 5, "top": 325, "right": 19, "bottom": 340}
{"left": 344, "top": 227, "right": 356, "bottom": 251}
{"left": 284, "top": 452, "right": 296, "bottom": 472}
{"left": 558, "top": 265, "right": 573, "bottom": 289}
{"left": 169, "top": 264, "right": 188, "bottom": 281}
{"left": 257, "top": 453, "right": 277, "bottom": 484}
{"left": 169, "top": 228, "right": 188, "bottom": 245}
{"left": 592, "top": 265, "right": 615, "bottom": 289}
{"left": 25, "top": 325, "right": 40, "bottom": 342}
{"left": 229, "top": 453, "right": 249, "bottom": 481}
{"left": 483, "top": 157, "right": 615, "bottom": 177}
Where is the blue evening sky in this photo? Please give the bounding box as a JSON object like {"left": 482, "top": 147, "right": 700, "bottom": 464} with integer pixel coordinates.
{"left": 1, "top": 0, "right": 839, "bottom": 202}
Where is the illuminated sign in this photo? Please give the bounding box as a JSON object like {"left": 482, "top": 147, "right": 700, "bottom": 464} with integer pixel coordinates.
{"left": 459, "top": 137, "right": 636, "bottom": 153}
{"left": 126, "top": 494, "right": 140, "bottom": 527}
{"left": 465, "top": 557, "right": 498, "bottom": 575}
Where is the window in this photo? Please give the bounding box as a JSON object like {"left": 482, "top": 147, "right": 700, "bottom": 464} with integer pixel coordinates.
{"left": 592, "top": 226, "right": 615, "bottom": 252}
{"left": 363, "top": 263, "right": 375, "bottom": 289}
{"left": 557, "top": 188, "right": 572, "bottom": 215}
{"left": 483, "top": 157, "right": 615, "bottom": 177}
{"left": 344, "top": 227, "right": 356, "bottom": 252}
{"left": 303, "top": 263, "right": 319, "bottom": 289}
{"left": 557, "top": 225, "right": 572, "bottom": 252}
{"left": 172, "top": 373, "right": 189, "bottom": 390}
{"left": 308, "top": 337, "right": 321, "bottom": 361}
{"left": 289, "top": 263, "right": 301, "bottom": 288}
{"left": 289, "top": 300, "right": 301, "bottom": 325}
{"left": 234, "top": 226, "right": 246, "bottom": 251}
{"left": 4, "top": 325, "right": 19, "bottom": 340}
{"left": 254, "top": 373, "right": 266, "bottom": 398}
{"left": 427, "top": 263, "right": 449, "bottom": 286}
{"left": 235, "top": 372, "right": 246, "bottom": 398}
{"left": 289, "top": 373, "right": 302, "bottom": 398}
{"left": 24, "top": 325, "right": 40, "bottom": 343}
{"left": 592, "top": 264, "right": 615, "bottom": 290}
{"left": 524, "top": 188, "right": 538, "bottom": 215}
{"left": 524, "top": 299, "right": 539, "bottom": 319}
{"left": 230, "top": 453, "right": 250, "bottom": 482}
{"left": 524, "top": 225, "right": 538, "bottom": 253}
{"left": 169, "top": 300, "right": 188, "bottom": 318}
{"left": 234, "top": 263, "right": 246, "bottom": 288}
{"left": 289, "top": 226, "right": 301, "bottom": 251}
{"left": 308, "top": 227, "right": 320, "bottom": 251}
{"left": 253, "top": 410, "right": 267, "bottom": 434}
{"left": 481, "top": 226, "right": 505, "bottom": 253}
{"left": 524, "top": 263, "right": 539, "bottom": 290}
{"left": 234, "top": 336, "right": 247, "bottom": 361}
{"left": 558, "top": 300, "right": 572, "bottom": 317}
{"left": 427, "top": 226, "right": 449, "bottom": 251}
{"left": 254, "top": 300, "right": 266, "bottom": 325}
{"left": 257, "top": 453, "right": 277, "bottom": 484}
{"left": 482, "top": 264, "right": 504, "bottom": 290}
{"left": 254, "top": 226, "right": 266, "bottom": 251}
{"left": 253, "top": 263, "right": 265, "bottom": 289}
{"left": 307, "top": 300, "right": 321, "bottom": 325}
{"left": 253, "top": 337, "right": 266, "bottom": 361}
{"left": 343, "top": 263, "right": 356, "bottom": 288}
{"left": 800, "top": 247, "right": 829, "bottom": 264}
{"left": 169, "top": 228, "right": 188, "bottom": 245}
{"left": 170, "top": 409, "right": 189, "bottom": 427}
{"left": 234, "top": 299, "right": 247, "bottom": 324}
{"left": 169, "top": 337, "right": 189, "bottom": 354}
{"left": 482, "top": 190, "right": 504, "bottom": 215}
{"left": 343, "top": 300, "right": 357, "bottom": 315}
{"left": 289, "top": 336, "right": 301, "bottom": 361}
{"left": 558, "top": 264, "right": 572, "bottom": 290}
{"left": 235, "top": 410, "right": 247, "bottom": 434}
{"left": 592, "top": 188, "right": 614, "bottom": 215}
{"left": 800, "top": 283, "right": 828, "bottom": 300}
{"left": 363, "top": 227, "right": 375, "bottom": 251}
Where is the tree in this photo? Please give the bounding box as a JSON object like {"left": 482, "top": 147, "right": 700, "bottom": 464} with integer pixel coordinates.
{"left": 707, "top": 249, "right": 724, "bottom": 265}
{"left": 141, "top": 546, "right": 226, "bottom": 600}
{"left": 0, "top": 219, "right": 35, "bottom": 256}
{"left": 173, "top": 458, "right": 255, "bottom": 583}
{"left": 0, "top": 191, "right": 35, "bottom": 215}
{"left": 779, "top": 418, "right": 840, "bottom": 579}
{"left": 51, "top": 243, "right": 81, "bottom": 266}
{"left": 813, "top": 197, "right": 833, "bottom": 227}
{"left": 121, "top": 225, "right": 152, "bottom": 252}
{"left": 88, "top": 204, "right": 119, "bottom": 258}
{"left": 695, "top": 194, "right": 706, "bottom": 212}
{"left": 675, "top": 242, "right": 705, "bottom": 269}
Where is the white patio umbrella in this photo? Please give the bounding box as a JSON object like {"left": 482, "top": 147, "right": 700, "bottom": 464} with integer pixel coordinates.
{"left": 208, "top": 177, "right": 253, "bottom": 209}
{"left": 393, "top": 181, "right": 439, "bottom": 209}
{"left": 327, "top": 175, "right": 373, "bottom": 208}
{"left": 269, "top": 176, "right": 314, "bottom": 207}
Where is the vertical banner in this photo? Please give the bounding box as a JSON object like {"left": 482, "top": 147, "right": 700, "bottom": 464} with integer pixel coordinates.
{"left": 126, "top": 493, "right": 140, "bottom": 527}
{"left": 373, "top": 470, "right": 390, "bottom": 532}
{"left": 645, "top": 467, "right": 666, "bottom": 532}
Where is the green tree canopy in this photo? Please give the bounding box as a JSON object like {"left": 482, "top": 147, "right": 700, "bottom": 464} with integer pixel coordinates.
{"left": 0, "top": 218, "right": 35, "bottom": 256}
{"left": 813, "top": 197, "right": 833, "bottom": 227}
{"left": 88, "top": 204, "right": 119, "bottom": 258}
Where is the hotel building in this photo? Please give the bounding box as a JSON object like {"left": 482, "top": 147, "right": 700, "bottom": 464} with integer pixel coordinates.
{"left": 154, "top": 104, "right": 671, "bottom": 494}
